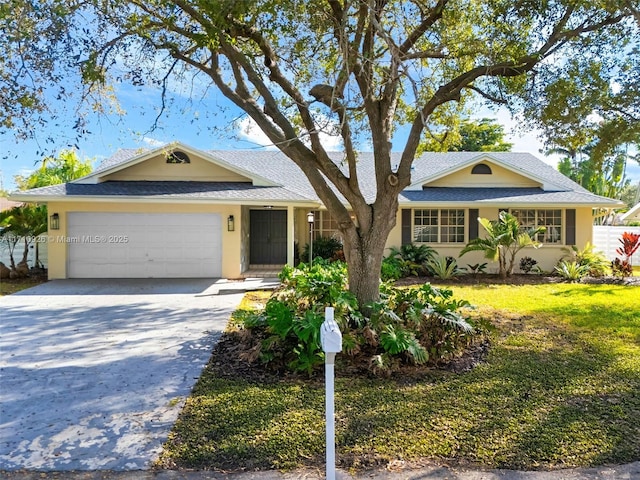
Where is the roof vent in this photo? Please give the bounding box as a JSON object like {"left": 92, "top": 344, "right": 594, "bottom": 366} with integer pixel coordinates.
{"left": 471, "top": 163, "right": 492, "bottom": 175}
{"left": 166, "top": 151, "right": 191, "bottom": 164}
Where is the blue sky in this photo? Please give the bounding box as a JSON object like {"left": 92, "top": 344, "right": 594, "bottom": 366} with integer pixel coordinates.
{"left": 1, "top": 81, "right": 639, "bottom": 192}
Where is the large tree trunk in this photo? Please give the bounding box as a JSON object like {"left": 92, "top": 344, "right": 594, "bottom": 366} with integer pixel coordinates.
{"left": 344, "top": 232, "right": 387, "bottom": 312}
{"left": 341, "top": 196, "right": 399, "bottom": 312}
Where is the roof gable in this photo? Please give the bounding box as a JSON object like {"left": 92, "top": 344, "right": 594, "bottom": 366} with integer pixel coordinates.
{"left": 407, "top": 153, "right": 568, "bottom": 192}
{"left": 10, "top": 145, "right": 622, "bottom": 208}
{"left": 621, "top": 202, "right": 640, "bottom": 222}
{"left": 75, "top": 142, "right": 279, "bottom": 187}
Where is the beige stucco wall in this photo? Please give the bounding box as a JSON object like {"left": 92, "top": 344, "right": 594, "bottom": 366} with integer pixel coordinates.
{"left": 105, "top": 154, "right": 251, "bottom": 182}
{"left": 385, "top": 206, "right": 596, "bottom": 274}
{"left": 427, "top": 163, "right": 541, "bottom": 188}
{"left": 46, "top": 201, "right": 242, "bottom": 279}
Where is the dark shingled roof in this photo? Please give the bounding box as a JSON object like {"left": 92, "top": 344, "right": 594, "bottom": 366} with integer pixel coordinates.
{"left": 13, "top": 147, "right": 621, "bottom": 207}
{"left": 18, "top": 181, "right": 313, "bottom": 202}
{"left": 399, "top": 187, "right": 618, "bottom": 205}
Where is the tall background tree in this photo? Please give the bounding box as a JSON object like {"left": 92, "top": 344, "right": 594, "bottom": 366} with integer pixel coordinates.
{"left": 0, "top": 149, "right": 93, "bottom": 277}
{"left": 14, "top": 149, "right": 93, "bottom": 190}
{"left": 424, "top": 118, "right": 513, "bottom": 152}
{"left": 2, "top": 1, "right": 638, "bottom": 305}
{"left": 522, "top": 40, "right": 640, "bottom": 203}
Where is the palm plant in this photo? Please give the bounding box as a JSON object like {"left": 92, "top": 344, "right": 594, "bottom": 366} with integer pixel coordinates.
{"left": 460, "top": 211, "right": 546, "bottom": 278}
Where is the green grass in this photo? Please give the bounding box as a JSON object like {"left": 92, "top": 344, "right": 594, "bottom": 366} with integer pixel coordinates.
{"left": 159, "top": 283, "right": 640, "bottom": 472}
{"left": 0, "top": 276, "right": 48, "bottom": 296}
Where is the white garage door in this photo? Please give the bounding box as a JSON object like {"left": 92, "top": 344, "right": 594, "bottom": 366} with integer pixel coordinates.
{"left": 67, "top": 213, "right": 222, "bottom": 278}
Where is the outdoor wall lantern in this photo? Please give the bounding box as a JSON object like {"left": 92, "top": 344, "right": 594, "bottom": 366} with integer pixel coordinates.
{"left": 227, "top": 215, "right": 235, "bottom": 232}
{"left": 50, "top": 213, "right": 60, "bottom": 230}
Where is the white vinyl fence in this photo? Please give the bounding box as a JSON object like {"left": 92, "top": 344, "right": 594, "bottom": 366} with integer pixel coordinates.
{"left": 0, "top": 236, "right": 48, "bottom": 269}
{"left": 593, "top": 226, "right": 640, "bottom": 265}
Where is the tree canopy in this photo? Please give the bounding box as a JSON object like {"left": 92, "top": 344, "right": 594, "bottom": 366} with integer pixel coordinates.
{"left": 14, "top": 149, "right": 94, "bottom": 190}
{"left": 2, "top": 0, "right": 638, "bottom": 305}
{"left": 455, "top": 119, "right": 512, "bottom": 153}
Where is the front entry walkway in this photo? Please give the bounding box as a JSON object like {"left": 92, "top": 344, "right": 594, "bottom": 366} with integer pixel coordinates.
{"left": 0, "top": 279, "right": 252, "bottom": 471}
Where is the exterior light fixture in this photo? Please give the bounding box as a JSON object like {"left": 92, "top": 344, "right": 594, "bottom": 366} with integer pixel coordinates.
{"left": 227, "top": 215, "right": 235, "bottom": 232}
{"left": 307, "top": 212, "right": 315, "bottom": 266}
{"left": 50, "top": 213, "right": 60, "bottom": 230}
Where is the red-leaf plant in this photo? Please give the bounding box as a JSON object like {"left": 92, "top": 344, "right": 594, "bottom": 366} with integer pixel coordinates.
{"left": 615, "top": 232, "right": 640, "bottom": 263}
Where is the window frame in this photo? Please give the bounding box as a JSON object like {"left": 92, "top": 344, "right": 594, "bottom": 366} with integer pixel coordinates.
{"left": 412, "top": 208, "right": 466, "bottom": 244}
{"left": 509, "top": 208, "right": 564, "bottom": 244}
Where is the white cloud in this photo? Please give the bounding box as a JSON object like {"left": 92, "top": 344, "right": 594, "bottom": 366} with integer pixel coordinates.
{"left": 236, "top": 115, "right": 343, "bottom": 151}
{"left": 142, "top": 137, "right": 166, "bottom": 148}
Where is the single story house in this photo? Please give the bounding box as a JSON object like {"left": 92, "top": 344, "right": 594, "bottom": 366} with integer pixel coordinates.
{"left": 10, "top": 142, "right": 622, "bottom": 279}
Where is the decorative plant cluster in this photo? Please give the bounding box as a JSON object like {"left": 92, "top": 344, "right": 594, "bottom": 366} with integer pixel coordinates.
{"left": 612, "top": 231, "right": 640, "bottom": 277}
{"left": 300, "top": 236, "right": 345, "bottom": 263}
{"left": 238, "top": 259, "right": 485, "bottom": 376}
{"left": 519, "top": 256, "right": 538, "bottom": 274}
{"left": 554, "top": 243, "right": 610, "bottom": 281}
{"left": 460, "top": 211, "right": 545, "bottom": 278}
{"left": 381, "top": 244, "right": 437, "bottom": 280}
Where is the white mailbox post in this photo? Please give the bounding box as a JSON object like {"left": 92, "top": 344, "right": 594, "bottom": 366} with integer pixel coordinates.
{"left": 320, "top": 307, "right": 342, "bottom": 480}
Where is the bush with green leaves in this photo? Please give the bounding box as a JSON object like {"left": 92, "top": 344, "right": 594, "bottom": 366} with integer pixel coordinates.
{"left": 383, "top": 243, "right": 437, "bottom": 278}
{"left": 300, "top": 235, "right": 344, "bottom": 263}
{"left": 466, "top": 262, "right": 488, "bottom": 275}
{"left": 365, "top": 282, "right": 481, "bottom": 372}
{"left": 561, "top": 242, "right": 609, "bottom": 277}
{"left": 244, "top": 259, "right": 360, "bottom": 375}
{"left": 425, "top": 255, "right": 462, "bottom": 279}
{"left": 380, "top": 256, "right": 404, "bottom": 281}
{"left": 239, "top": 260, "right": 484, "bottom": 376}
{"left": 554, "top": 260, "right": 589, "bottom": 281}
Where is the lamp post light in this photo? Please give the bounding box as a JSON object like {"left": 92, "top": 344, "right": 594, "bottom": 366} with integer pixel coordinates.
{"left": 307, "top": 211, "right": 314, "bottom": 266}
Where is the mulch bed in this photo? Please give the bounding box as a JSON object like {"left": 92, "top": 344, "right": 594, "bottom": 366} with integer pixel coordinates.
{"left": 203, "top": 273, "right": 639, "bottom": 384}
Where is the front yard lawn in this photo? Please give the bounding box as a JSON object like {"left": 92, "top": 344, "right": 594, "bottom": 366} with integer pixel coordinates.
{"left": 0, "top": 275, "right": 47, "bottom": 296}
{"left": 158, "top": 283, "right": 640, "bottom": 472}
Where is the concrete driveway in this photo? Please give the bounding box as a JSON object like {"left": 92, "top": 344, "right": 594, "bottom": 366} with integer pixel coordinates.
{"left": 0, "top": 278, "right": 272, "bottom": 472}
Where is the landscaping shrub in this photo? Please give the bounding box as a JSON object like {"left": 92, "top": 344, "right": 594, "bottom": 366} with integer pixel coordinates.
{"left": 519, "top": 256, "right": 538, "bottom": 274}
{"left": 613, "top": 231, "right": 640, "bottom": 277}
{"left": 300, "top": 236, "right": 344, "bottom": 263}
{"left": 383, "top": 243, "right": 437, "bottom": 278}
{"left": 466, "top": 262, "right": 487, "bottom": 275}
{"left": 460, "top": 211, "right": 544, "bottom": 278}
{"left": 611, "top": 257, "right": 633, "bottom": 277}
{"left": 554, "top": 260, "right": 589, "bottom": 281}
{"left": 560, "top": 242, "right": 609, "bottom": 277}
{"left": 380, "top": 255, "right": 404, "bottom": 281}
{"left": 239, "top": 260, "right": 484, "bottom": 376}
{"left": 425, "top": 255, "right": 463, "bottom": 279}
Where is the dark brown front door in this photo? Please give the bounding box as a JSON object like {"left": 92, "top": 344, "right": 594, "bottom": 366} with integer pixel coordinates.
{"left": 250, "top": 210, "right": 287, "bottom": 264}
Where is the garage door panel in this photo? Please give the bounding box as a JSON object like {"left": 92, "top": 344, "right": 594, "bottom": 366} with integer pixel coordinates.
{"left": 68, "top": 213, "right": 222, "bottom": 278}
